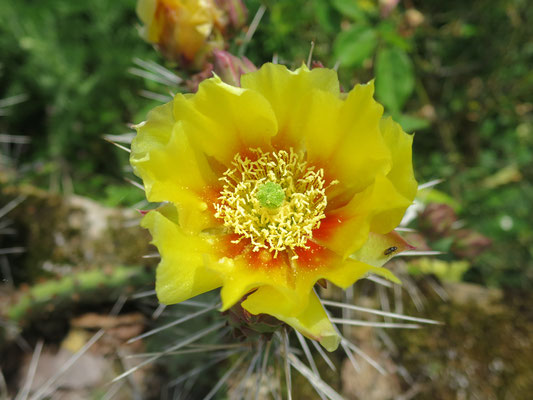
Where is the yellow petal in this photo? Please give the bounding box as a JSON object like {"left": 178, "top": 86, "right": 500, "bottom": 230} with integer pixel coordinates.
{"left": 293, "top": 241, "right": 397, "bottom": 288}
{"left": 380, "top": 116, "right": 418, "bottom": 201}
{"left": 303, "top": 90, "right": 345, "bottom": 168}
{"left": 131, "top": 103, "right": 221, "bottom": 233}
{"left": 131, "top": 103, "right": 218, "bottom": 196}
{"left": 241, "top": 63, "right": 340, "bottom": 149}
{"left": 136, "top": 0, "right": 161, "bottom": 43}
{"left": 320, "top": 258, "right": 379, "bottom": 289}
{"left": 173, "top": 75, "right": 278, "bottom": 166}
{"left": 216, "top": 255, "right": 289, "bottom": 312}
{"left": 242, "top": 69, "right": 391, "bottom": 195}
{"left": 215, "top": 252, "right": 316, "bottom": 314}
{"left": 242, "top": 288, "right": 340, "bottom": 351}
{"left": 314, "top": 174, "right": 411, "bottom": 258}
{"left": 367, "top": 177, "right": 414, "bottom": 235}
{"left": 352, "top": 231, "right": 413, "bottom": 268}
{"left": 325, "top": 81, "right": 392, "bottom": 197}
{"left": 142, "top": 206, "right": 223, "bottom": 305}
{"left": 136, "top": 0, "right": 156, "bottom": 29}
{"left": 211, "top": 241, "right": 333, "bottom": 316}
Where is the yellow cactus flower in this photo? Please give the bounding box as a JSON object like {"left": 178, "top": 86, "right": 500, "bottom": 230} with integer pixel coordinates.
{"left": 136, "top": 0, "right": 226, "bottom": 66}
{"left": 131, "top": 63, "right": 417, "bottom": 351}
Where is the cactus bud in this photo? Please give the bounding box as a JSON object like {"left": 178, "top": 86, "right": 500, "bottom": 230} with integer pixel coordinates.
{"left": 212, "top": 49, "right": 257, "bottom": 87}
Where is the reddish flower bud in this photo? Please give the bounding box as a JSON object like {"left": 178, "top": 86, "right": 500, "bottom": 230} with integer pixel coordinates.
{"left": 212, "top": 49, "right": 257, "bottom": 87}
{"left": 419, "top": 203, "right": 458, "bottom": 238}
{"left": 451, "top": 229, "right": 492, "bottom": 259}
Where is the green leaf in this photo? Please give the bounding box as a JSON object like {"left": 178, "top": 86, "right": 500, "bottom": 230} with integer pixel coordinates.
{"left": 417, "top": 188, "right": 462, "bottom": 212}
{"left": 313, "top": 0, "right": 337, "bottom": 33}
{"left": 331, "top": 0, "right": 366, "bottom": 21}
{"left": 394, "top": 114, "right": 431, "bottom": 132}
{"left": 375, "top": 47, "right": 415, "bottom": 112}
{"left": 378, "top": 21, "right": 411, "bottom": 51}
{"left": 333, "top": 26, "right": 377, "bottom": 68}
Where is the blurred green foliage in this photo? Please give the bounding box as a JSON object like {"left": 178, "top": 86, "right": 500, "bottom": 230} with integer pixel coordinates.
{"left": 0, "top": 0, "right": 157, "bottom": 197}
{"left": 0, "top": 0, "right": 531, "bottom": 288}
{"left": 410, "top": 0, "right": 533, "bottom": 288}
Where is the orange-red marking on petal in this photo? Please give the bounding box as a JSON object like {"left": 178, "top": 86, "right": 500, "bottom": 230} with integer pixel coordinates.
{"left": 313, "top": 213, "right": 344, "bottom": 242}
{"left": 293, "top": 241, "right": 337, "bottom": 270}
{"left": 218, "top": 234, "right": 287, "bottom": 270}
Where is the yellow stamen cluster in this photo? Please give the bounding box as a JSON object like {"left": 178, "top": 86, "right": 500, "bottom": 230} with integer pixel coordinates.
{"left": 214, "top": 149, "right": 329, "bottom": 257}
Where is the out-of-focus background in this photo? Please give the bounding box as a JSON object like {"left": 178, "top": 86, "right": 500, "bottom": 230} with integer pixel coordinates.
{"left": 1, "top": 0, "right": 532, "bottom": 399}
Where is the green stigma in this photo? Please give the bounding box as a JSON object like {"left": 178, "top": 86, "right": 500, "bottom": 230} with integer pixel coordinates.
{"left": 256, "top": 182, "right": 285, "bottom": 209}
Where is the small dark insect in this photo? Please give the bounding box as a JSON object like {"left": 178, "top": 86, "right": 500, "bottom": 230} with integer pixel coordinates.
{"left": 384, "top": 246, "right": 398, "bottom": 256}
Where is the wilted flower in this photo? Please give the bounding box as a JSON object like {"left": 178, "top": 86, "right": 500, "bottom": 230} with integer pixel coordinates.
{"left": 131, "top": 63, "right": 417, "bottom": 351}
{"left": 214, "top": 0, "right": 247, "bottom": 29}
{"left": 136, "top": 0, "right": 227, "bottom": 67}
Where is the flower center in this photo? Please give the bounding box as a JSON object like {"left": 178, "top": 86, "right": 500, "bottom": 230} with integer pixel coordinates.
{"left": 214, "top": 148, "right": 330, "bottom": 257}
{"left": 256, "top": 181, "right": 285, "bottom": 209}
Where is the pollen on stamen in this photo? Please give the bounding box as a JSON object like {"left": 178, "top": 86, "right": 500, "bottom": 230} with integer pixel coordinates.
{"left": 214, "top": 148, "right": 332, "bottom": 257}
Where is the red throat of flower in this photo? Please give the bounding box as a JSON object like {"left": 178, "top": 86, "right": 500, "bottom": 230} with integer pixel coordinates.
{"left": 214, "top": 148, "right": 337, "bottom": 259}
